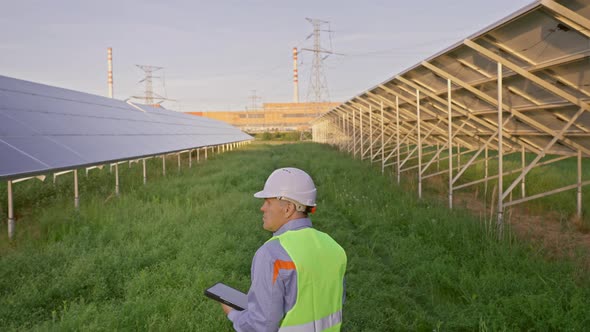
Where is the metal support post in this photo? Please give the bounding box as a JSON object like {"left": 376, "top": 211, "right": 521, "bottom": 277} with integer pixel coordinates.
{"left": 345, "top": 114, "right": 348, "bottom": 153}
{"left": 143, "top": 159, "right": 147, "bottom": 185}
{"left": 350, "top": 113, "right": 353, "bottom": 154}
{"left": 417, "top": 89, "right": 422, "bottom": 199}
{"left": 115, "top": 163, "right": 120, "bottom": 196}
{"left": 8, "top": 180, "right": 15, "bottom": 239}
{"left": 178, "top": 153, "right": 181, "bottom": 171}
{"left": 458, "top": 144, "right": 461, "bottom": 169}
{"left": 381, "top": 100, "right": 385, "bottom": 174}
{"left": 497, "top": 62, "right": 504, "bottom": 235}
{"left": 437, "top": 143, "right": 440, "bottom": 171}
{"left": 484, "top": 146, "right": 488, "bottom": 199}
{"left": 396, "top": 96, "right": 401, "bottom": 184}
{"left": 353, "top": 110, "right": 357, "bottom": 158}
{"left": 360, "top": 107, "right": 364, "bottom": 159}
{"left": 369, "top": 105, "right": 373, "bottom": 161}
{"left": 342, "top": 114, "right": 345, "bottom": 151}
{"left": 74, "top": 169, "right": 79, "bottom": 210}
{"left": 578, "top": 150, "right": 583, "bottom": 218}
{"left": 162, "top": 156, "right": 166, "bottom": 176}
{"left": 521, "top": 146, "right": 526, "bottom": 198}
{"left": 189, "top": 150, "right": 192, "bottom": 168}
{"left": 448, "top": 79, "right": 453, "bottom": 209}
{"left": 341, "top": 114, "right": 346, "bottom": 151}
{"left": 205, "top": 147, "right": 208, "bottom": 160}
{"left": 347, "top": 114, "right": 351, "bottom": 153}
{"left": 342, "top": 115, "right": 346, "bottom": 150}
{"left": 197, "top": 149, "right": 200, "bottom": 163}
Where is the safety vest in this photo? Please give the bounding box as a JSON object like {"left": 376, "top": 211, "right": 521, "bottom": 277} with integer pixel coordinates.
{"left": 268, "top": 228, "right": 347, "bottom": 332}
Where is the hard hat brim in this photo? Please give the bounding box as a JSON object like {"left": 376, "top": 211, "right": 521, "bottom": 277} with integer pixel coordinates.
{"left": 253, "top": 190, "right": 274, "bottom": 198}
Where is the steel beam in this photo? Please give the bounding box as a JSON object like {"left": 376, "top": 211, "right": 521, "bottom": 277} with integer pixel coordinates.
{"left": 502, "top": 107, "right": 586, "bottom": 201}
{"left": 374, "top": 86, "right": 476, "bottom": 150}
{"left": 420, "top": 62, "right": 553, "bottom": 156}
{"left": 505, "top": 181, "right": 590, "bottom": 208}
{"left": 463, "top": 39, "right": 590, "bottom": 155}
{"left": 453, "top": 154, "right": 570, "bottom": 191}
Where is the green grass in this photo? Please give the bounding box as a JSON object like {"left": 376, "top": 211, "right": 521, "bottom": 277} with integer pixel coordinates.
{"left": 0, "top": 143, "right": 589, "bottom": 330}
{"left": 251, "top": 131, "right": 311, "bottom": 141}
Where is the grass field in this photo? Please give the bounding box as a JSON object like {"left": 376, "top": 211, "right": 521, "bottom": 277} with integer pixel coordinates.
{"left": 0, "top": 143, "right": 589, "bottom": 330}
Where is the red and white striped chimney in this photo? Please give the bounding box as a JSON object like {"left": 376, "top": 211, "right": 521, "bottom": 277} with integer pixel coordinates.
{"left": 293, "top": 47, "right": 299, "bottom": 103}
{"left": 107, "top": 47, "right": 114, "bottom": 98}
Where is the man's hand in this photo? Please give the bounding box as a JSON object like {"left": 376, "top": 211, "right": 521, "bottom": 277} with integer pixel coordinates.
{"left": 221, "top": 303, "right": 234, "bottom": 315}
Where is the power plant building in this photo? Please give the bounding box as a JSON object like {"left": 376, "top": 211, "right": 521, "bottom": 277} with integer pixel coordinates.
{"left": 187, "top": 102, "right": 339, "bottom": 132}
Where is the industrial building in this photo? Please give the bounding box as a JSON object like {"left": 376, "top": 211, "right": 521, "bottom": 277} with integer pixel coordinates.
{"left": 187, "top": 102, "right": 339, "bottom": 133}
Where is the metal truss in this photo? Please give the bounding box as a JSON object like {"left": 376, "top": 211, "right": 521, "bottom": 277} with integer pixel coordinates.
{"left": 312, "top": 0, "right": 590, "bottom": 232}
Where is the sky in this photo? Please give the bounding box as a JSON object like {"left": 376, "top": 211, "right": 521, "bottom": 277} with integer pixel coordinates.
{"left": 1, "top": 0, "right": 534, "bottom": 112}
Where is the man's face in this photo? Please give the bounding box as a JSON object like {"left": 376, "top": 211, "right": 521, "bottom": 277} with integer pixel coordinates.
{"left": 260, "top": 198, "right": 290, "bottom": 232}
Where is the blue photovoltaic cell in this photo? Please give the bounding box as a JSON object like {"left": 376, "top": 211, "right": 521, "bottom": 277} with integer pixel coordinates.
{"left": 0, "top": 139, "right": 49, "bottom": 176}
{"left": 2, "top": 136, "right": 86, "bottom": 169}
{"left": 0, "top": 75, "right": 252, "bottom": 180}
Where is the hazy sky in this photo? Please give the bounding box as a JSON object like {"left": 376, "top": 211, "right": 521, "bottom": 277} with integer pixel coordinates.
{"left": 1, "top": 0, "right": 534, "bottom": 112}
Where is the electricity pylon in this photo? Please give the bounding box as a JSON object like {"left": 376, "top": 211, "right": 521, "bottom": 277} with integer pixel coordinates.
{"left": 132, "top": 64, "right": 171, "bottom": 106}
{"left": 301, "top": 18, "right": 336, "bottom": 103}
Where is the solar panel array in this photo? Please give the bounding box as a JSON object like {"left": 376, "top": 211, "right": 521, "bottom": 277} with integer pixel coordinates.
{"left": 0, "top": 75, "right": 252, "bottom": 180}
{"left": 311, "top": 0, "right": 590, "bottom": 219}
{"left": 314, "top": 0, "right": 590, "bottom": 158}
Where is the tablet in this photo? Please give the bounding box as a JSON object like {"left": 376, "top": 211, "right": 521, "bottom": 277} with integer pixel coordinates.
{"left": 204, "top": 282, "right": 248, "bottom": 311}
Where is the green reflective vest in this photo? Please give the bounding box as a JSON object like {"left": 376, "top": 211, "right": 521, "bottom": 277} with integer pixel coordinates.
{"left": 268, "top": 228, "right": 347, "bottom": 332}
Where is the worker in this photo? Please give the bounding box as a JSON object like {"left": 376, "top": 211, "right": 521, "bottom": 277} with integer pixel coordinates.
{"left": 221, "top": 167, "right": 347, "bottom": 331}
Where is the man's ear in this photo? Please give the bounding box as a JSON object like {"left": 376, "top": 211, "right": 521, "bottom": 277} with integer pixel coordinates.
{"left": 283, "top": 202, "right": 295, "bottom": 217}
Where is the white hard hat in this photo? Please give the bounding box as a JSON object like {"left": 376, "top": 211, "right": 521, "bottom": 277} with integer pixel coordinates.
{"left": 254, "top": 167, "right": 317, "bottom": 207}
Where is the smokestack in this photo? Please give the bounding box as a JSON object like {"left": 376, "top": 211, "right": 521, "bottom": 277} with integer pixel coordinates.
{"left": 293, "top": 47, "right": 299, "bottom": 103}
{"left": 107, "top": 47, "right": 114, "bottom": 98}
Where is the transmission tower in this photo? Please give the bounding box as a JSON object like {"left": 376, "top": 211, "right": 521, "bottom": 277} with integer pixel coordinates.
{"left": 133, "top": 64, "right": 167, "bottom": 106}
{"left": 249, "top": 90, "right": 262, "bottom": 110}
{"left": 301, "top": 18, "right": 334, "bottom": 103}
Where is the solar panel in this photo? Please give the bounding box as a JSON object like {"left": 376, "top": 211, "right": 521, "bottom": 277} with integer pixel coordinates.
{"left": 0, "top": 75, "right": 252, "bottom": 180}
{"left": 317, "top": 0, "right": 590, "bottom": 157}
{"left": 311, "top": 0, "right": 590, "bottom": 222}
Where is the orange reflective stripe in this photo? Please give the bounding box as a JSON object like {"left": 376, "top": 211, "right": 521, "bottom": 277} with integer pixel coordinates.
{"left": 273, "top": 260, "right": 296, "bottom": 284}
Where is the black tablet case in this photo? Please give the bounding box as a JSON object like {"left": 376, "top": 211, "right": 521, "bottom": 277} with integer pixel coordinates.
{"left": 204, "top": 282, "right": 247, "bottom": 311}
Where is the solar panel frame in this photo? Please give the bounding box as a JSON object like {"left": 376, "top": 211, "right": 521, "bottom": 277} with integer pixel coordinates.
{"left": 311, "top": 0, "right": 590, "bottom": 221}
{"left": 0, "top": 75, "right": 252, "bottom": 180}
